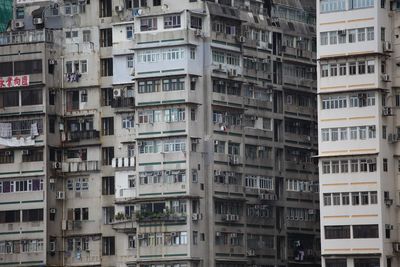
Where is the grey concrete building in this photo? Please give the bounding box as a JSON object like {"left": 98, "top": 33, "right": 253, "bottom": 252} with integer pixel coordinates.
{"left": 0, "top": 0, "right": 319, "bottom": 266}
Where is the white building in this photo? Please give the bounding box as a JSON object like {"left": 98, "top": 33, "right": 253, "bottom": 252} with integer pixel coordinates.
{"left": 317, "top": 0, "right": 398, "bottom": 266}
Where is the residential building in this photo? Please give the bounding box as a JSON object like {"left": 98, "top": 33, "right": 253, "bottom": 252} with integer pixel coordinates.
{"left": 317, "top": 0, "right": 399, "bottom": 266}
{"left": 0, "top": 0, "right": 319, "bottom": 266}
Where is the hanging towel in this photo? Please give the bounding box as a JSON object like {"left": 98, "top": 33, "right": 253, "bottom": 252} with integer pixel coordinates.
{"left": 0, "top": 123, "right": 12, "bottom": 138}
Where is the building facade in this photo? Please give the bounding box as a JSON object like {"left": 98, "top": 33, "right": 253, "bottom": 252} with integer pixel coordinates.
{"left": 0, "top": 0, "right": 319, "bottom": 266}
{"left": 317, "top": 0, "right": 399, "bottom": 266}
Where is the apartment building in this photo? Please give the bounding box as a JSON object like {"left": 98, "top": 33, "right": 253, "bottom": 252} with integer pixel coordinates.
{"left": 0, "top": 0, "right": 319, "bottom": 266}
{"left": 317, "top": 0, "right": 400, "bottom": 266}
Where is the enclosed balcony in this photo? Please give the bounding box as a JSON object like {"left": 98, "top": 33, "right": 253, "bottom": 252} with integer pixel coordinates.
{"left": 65, "top": 130, "right": 100, "bottom": 142}
{"left": 61, "top": 161, "right": 100, "bottom": 173}
{"left": 0, "top": 29, "right": 53, "bottom": 46}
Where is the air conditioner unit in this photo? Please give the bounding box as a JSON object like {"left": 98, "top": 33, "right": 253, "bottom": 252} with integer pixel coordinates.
{"left": 216, "top": 231, "right": 221, "bottom": 236}
{"left": 247, "top": 249, "right": 256, "bottom": 256}
{"left": 113, "top": 88, "right": 122, "bottom": 98}
{"left": 33, "top": 18, "right": 43, "bottom": 25}
{"left": 56, "top": 191, "right": 65, "bottom": 200}
{"left": 53, "top": 162, "right": 62, "bottom": 169}
{"left": 215, "top": 170, "right": 221, "bottom": 176}
{"left": 239, "top": 36, "right": 246, "bottom": 43}
{"left": 49, "top": 208, "right": 56, "bottom": 214}
{"left": 137, "top": 141, "right": 143, "bottom": 146}
{"left": 338, "top": 30, "right": 346, "bottom": 35}
{"left": 192, "top": 213, "right": 200, "bottom": 221}
{"left": 383, "top": 106, "right": 393, "bottom": 116}
{"left": 382, "top": 74, "right": 390, "bottom": 82}
{"left": 15, "top": 21, "right": 24, "bottom": 28}
{"left": 308, "top": 209, "right": 315, "bottom": 214}
{"left": 22, "top": 150, "right": 30, "bottom": 155}
{"left": 195, "top": 29, "right": 203, "bottom": 37}
{"left": 383, "top": 41, "right": 392, "bottom": 52}
{"left": 115, "top": 5, "right": 124, "bottom": 12}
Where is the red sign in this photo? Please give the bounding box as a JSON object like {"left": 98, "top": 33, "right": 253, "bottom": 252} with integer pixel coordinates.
{"left": 0, "top": 75, "right": 30, "bottom": 88}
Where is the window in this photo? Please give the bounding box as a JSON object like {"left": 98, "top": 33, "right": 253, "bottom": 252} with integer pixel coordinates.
{"left": 332, "top": 193, "right": 340, "bottom": 205}
{"left": 22, "top": 149, "right": 43, "bottom": 162}
{"left": 358, "top": 61, "right": 366, "bottom": 74}
{"left": 102, "top": 176, "right": 114, "bottom": 195}
{"left": 100, "top": 28, "right": 112, "bottom": 47}
{"left": 14, "top": 59, "right": 42, "bottom": 75}
{"left": 331, "top": 161, "right": 339, "bottom": 173}
{"left": 323, "top": 193, "right": 332, "bottom": 206}
{"left": 101, "top": 88, "right": 113, "bottom": 106}
{"left": 381, "top": 27, "right": 385, "bottom": 41}
{"left": 22, "top": 209, "right": 43, "bottom": 222}
{"left": 370, "top": 191, "right": 378, "bottom": 204}
{"left": 126, "top": 26, "right": 134, "bottom": 39}
{"left": 100, "top": 58, "right": 113, "bottom": 76}
{"left": 0, "top": 150, "right": 14, "bottom": 164}
{"left": 330, "top": 64, "right": 338, "bottom": 76}
{"left": 127, "top": 55, "right": 134, "bottom": 68}
{"left": 128, "top": 235, "right": 135, "bottom": 248}
{"left": 342, "top": 193, "right": 350, "bottom": 205}
{"left": 349, "top": 62, "right": 356, "bottom": 75}
{"left": 361, "top": 192, "right": 369, "bottom": 205}
{"left": 80, "top": 60, "right": 88, "bottom": 73}
{"left": 16, "top": 7, "right": 24, "bottom": 19}
{"left": 321, "top": 64, "right": 329, "bottom": 77}
{"left": 101, "top": 117, "right": 114, "bottom": 136}
{"left": 141, "top": 17, "right": 158, "bottom": 31}
{"left": 354, "top": 259, "right": 380, "bottom": 267}
{"left": 320, "top": 32, "right": 328, "bottom": 45}
{"left": 162, "top": 77, "right": 184, "bottom": 91}
{"left": 383, "top": 158, "right": 388, "bottom": 172}
{"left": 340, "top": 160, "right": 348, "bottom": 173}
{"left": 322, "top": 161, "right": 330, "bottom": 174}
{"left": 102, "top": 237, "right": 115, "bottom": 255}
{"left": 0, "top": 210, "right": 20, "bottom": 223}
{"left": 190, "top": 48, "right": 196, "bottom": 59}
{"left": 348, "top": 29, "right": 356, "bottom": 43}
{"left": 329, "top": 31, "right": 337, "bottom": 44}
{"left": 367, "top": 27, "right": 374, "bottom": 40}
{"left": 21, "top": 89, "right": 42, "bottom": 106}
{"left": 190, "top": 16, "right": 202, "bottom": 29}
{"left": 99, "top": 0, "right": 112, "bottom": 17}
{"left": 325, "top": 225, "right": 350, "bottom": 239}
{"left": 357, "top": 28, "right": 365, "bottom": 41}
{"left": 339, "top": 63, "right": 346, "bottom": 75}
{"left": 353, "top": 224, "right": 379, "bottom": 238}
{"left": 83, "top": 30, "right": 91, "bottom": 42}
{"left": 102, "top": 147, "right": 114, "bottom": 166}
{"left": 164, "top": 15, "right": 181, "bottom": 29}
{"left": 122, "top": 114, "right": 134, "bottom": 129}
{"left": 352, "top": 192, "right": 360, "bottom": 205}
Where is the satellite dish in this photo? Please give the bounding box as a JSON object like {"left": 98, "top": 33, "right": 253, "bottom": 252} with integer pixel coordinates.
{"left": 133, "top": 8, "right": 143, "bottom": 17}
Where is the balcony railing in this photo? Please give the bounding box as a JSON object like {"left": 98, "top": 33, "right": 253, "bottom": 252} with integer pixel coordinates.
{"left": 0, "top": 29, "right": 53, "bottom": 46}
{"left": 66, "top": 130, "right": 100, "bottom": 142}
{"left": 61, "top": 161, "right": 100, "bottom": 172}
{"left": 136, "top": 212, "right": 187, "bottom": 223}
{"left": 111, "top": 97, "right": 135, "bottom": 108}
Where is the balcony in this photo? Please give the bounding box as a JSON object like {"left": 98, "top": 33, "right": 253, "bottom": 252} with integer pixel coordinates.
{"left": 111, "top": 97, "right": 135, "bottom": 109}
{"left": 61, "top": 161, "right": 100, "bottom": 173}
{"left": 0, "top": 29, "right": 53, "bottom": 46}
{"left": 65, "top": 130, "right": 100, "bottom": 142}
{"left": 136, "top": 212, "right": 187, "bottom": 223}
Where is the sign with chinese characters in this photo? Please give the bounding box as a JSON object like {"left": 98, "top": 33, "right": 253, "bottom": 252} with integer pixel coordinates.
{"left": 0, "top": 75, "right": 30, "bottom": 88}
